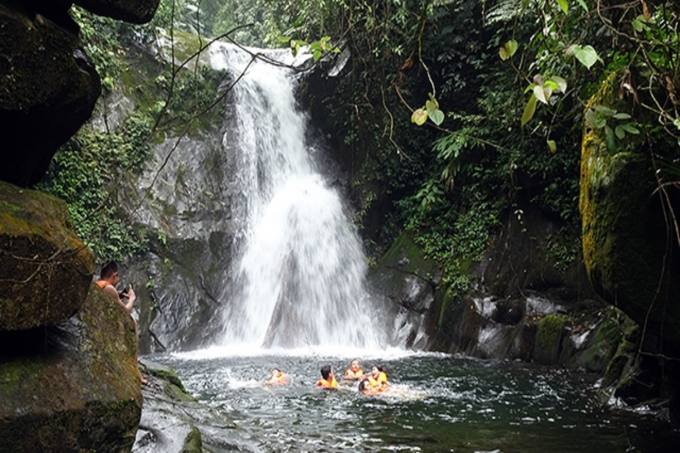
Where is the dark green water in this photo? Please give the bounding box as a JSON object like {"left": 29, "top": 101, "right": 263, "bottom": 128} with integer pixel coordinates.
{"left": 159, "top": 351, "right": 678, "bottom": 452}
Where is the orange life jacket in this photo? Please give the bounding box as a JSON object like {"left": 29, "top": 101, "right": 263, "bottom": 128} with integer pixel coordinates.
{"left": 345, "top": 368, "right": 364, "bottom": 379}
{"left": 378, "top": 371, "right": 388, "bottom": 384}
{"left": 317, "top": 377, "right": 338, "bottom": 389}
{"left": 96, "top": 280, "right": 112, "bottom": 289}
{"left": 269, "top": 372, "right": 288, "bottom": 384}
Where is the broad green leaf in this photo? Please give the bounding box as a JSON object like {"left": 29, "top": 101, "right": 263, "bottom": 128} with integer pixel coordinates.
{"left": 621, "top": 123, "right": 640, "bottom": 134}
{"left": 573, "top": 45, "right": 602, "bottom": 70}
{"left": 428, "top": 109, "right": 445, "bottom": 126}
{"left": 556, "top": 0, "right": 568, "bottom": 14}
{"left": 613, "top": 112, "right": 632, "bottom": 120}
{"left": 550, "top": 76, "right": 567, "bottom": 93}
{"left": 594, "top": 105, "right": 616, "bottom": 116}
{"left": 534, "top": 85, "right": 548, "bottom": 104}
{"left": 604, "top": 125, "right": 618, "bottom": 155}
{"left": 521, "top": 94, "right": 538, "bottom": 126}
{"left": 632, "top": 18, "right": 644, "bottom": 32}
{"left": 615, "top": 125, "right": 625, "bottom": 139}
{"left": 547, "top": 140, "right": 557, "bottom": 153}
{"left": 575, "top": 0, "right": 588, "bottom": 11}
{"left": 673, "top": 118, "right": 680, "bottom": 130}
{"left": 411, "top": 108, "right": 428, "bottom": 126}
{"left": 428, "top": 93, "right": 439, "bottom": 109}
{"left": 585, "top": 109, "right": 606, "bottom": 129}
{"left": 426, "top": 100, "right": 437, "bottom": 111}
{"left": 499, "top": 40, "right": 519, "bottom": 60}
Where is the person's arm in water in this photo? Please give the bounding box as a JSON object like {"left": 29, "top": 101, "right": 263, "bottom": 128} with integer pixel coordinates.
{"left": 102, "top": 285, "right": 136, "bottom": 313}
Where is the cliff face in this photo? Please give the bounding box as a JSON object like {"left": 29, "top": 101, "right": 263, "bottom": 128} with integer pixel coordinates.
{"left": 0, "top": 0, "right": 159, "bottom": 448}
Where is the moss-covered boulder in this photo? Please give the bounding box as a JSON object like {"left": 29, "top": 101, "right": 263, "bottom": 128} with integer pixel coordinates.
{"left": 533, "top": 314, "right": 566, "bottom": 365}
{"left": 0, "top": 2, "right": 100, "bottom": 187}
{"left": 0, "top": 181, "right": 95, "bottom": 330}
{"left": 580, "top": 72, "right": 680, "bottom": 347}
{"left": 0, "top": 282, "right": 142, "bottom": 452}
{"left": 134, "top": 359, "right": 238, "bottom": 453}
{"left": 74, "top": 0, "right": 160, "bottom": 23}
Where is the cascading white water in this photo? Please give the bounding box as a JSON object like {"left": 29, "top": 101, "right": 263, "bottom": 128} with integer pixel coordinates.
{"left": 210, "top": 43, "right": 385, "bottom": 349}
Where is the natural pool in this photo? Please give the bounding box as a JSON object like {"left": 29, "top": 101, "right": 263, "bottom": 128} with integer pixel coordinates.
{"left": 157, "top": 349, "right": 679, "bottom": 452}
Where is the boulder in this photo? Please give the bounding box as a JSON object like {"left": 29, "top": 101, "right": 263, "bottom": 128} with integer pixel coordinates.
{"left": 0, "top": 283, "right": 142, "bottom": 452}
{"left": 74, "top": 0, "right": 160, "bottom": 24}
{"left": 0, "top": 180, "right": 95, "bottom": 331}
{"left": 0, "top": 3, "right": 100, "bottom": 187}
{"left": 533, "top": 314, "right": 565, "bottom": 365}
{"left": 580, "top": 72, "right": 680, "bottom": 347}
{"left": 134, "top": 359, "right": 239, "bottom": 453}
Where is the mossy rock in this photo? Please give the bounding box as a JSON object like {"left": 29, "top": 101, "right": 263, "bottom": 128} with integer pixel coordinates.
{"left": 580, "top": 71, "right": 680, "bottom": 347}
{"left": 533, "top": 314, "right": 566, "bottom": 365}
{"left": 0, "top": 283, "right": 142, "bottom": 452}
{"left": 0, "top": 4, "right": 100, "bottom": 187}
{"left": 0, "top": 181, "right": 95, "bottom": 330}
{"left": 574, "top": 307, "right": 639, "bottom": 373}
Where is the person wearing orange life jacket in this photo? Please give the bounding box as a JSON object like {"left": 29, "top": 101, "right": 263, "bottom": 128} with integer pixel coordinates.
{"left": 265, "top": 368, "right": 290, "bottom": 385}
{"left": 344, "top": 360, "right": 364, "bottom": 380}
{"left": 366, "top": 365, "right": 388, "bottom": 391}
{"left": 96, "top": 261, "right": 145, "bottom": 384}
{"left": 317, "top": 365, "right": 338, "bottom": 389}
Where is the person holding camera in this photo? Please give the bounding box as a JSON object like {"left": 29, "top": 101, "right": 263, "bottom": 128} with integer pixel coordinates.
{"left": 96, "top": 261, "right": 136, "bottom": 313}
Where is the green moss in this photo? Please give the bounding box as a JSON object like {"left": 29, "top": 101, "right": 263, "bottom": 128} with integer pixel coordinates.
{"left": 181, "top": 426, "right": 203, "bottom": 453}
{"left": 537, "top": 315, "right": 565, "bottom": 351}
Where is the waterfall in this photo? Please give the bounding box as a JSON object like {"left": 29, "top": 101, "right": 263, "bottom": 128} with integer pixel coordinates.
{"left": 210, "top": 43, "right": 384, "bottom": 349}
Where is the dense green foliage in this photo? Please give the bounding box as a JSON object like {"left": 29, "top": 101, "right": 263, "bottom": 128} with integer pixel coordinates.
{"left": 37, "top": 5, "right": 228, "bottom": 261}
{"left": 258, "top": 0, "right": 680, "bottom": 293}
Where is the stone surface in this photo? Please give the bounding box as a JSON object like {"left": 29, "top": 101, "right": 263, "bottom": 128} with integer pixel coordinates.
{"left": 74, "top": 0, "right": 160, "bottom": 24}
{"left": 580, "top": 72, "right": 680, "bottom": 347}
{"left": 0, "top": 180, "right": 95, "bottom": 330}
{"left": 0, "top": 283, "right": 142, "bottom": 452}
{"left": 134, "top": 359, "right": 240, "bottom": 453}
{"left": 0, "top": 2, "right": 100, "bottom": 187}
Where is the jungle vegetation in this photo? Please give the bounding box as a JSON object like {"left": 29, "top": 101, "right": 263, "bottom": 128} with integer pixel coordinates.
{"left": 38, "top": 0, "right": 680, "bottom": 288}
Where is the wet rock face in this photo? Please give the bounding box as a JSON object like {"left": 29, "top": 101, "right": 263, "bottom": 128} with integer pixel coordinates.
{"left": 0, "top": 283, "right": 142, "bottom": 453}
{"left": 0, "top": 0, "right": 160, "bottom": 187}
{"left": 580, "top": 73, "right": 680, "bottom": 348}
{"left": 0, "top": 181, "right": 95, "bottom": 330}
{"left": 0, "top": 3, "right": 100, "bottom": 187}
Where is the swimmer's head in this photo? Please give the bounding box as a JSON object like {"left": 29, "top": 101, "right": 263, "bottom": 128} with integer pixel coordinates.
{"left": 350, "top": 360, "right": 360, "bottom": 371}
{"left": 321, "top": 365, "right": 333, "bottom": 380}
{"left": 371, "top": 366, "right": 380, "bottom": 378}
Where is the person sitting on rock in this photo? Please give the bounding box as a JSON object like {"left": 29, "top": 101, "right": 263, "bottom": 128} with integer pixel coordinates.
{"left": 265, "top": 368, "right": 290, "bottom": 385}
{"left": 344, "top": 360, "right": 364, "bottom": 380}
{"left": 96, "top": 261, "right": 146, "bottom": 384}
{"left": 96, "top": 261, "right": 136, "bottom": 313}
{"left": 317, "top": 365, "right": 338, "bottom": 389}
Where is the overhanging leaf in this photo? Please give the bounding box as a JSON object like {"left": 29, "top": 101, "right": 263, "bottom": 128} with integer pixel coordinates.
{"left": 615, "top": 125, "right": 625, "bottom": 139}
{"left": 428, "top": 109, "right": 445, "bottom": 126}
{"left": 499, "top": 40, "right": 519, "bottom": 60}
{"left": 573, "top": 45, "right": 601, "bottom": 70}
{"left": 621, "top": 123, "right": 640, "bottom": 134}
{"left": 411, "top": 108, "right": 428, "bottom": 126}
{"left": 534, "top": 84, "right": 548, "bottom": 104}
{"left": 575, "top": 0, "right": 588, "bottom": 11}
{"left": 550, "top": 76, "right": 567, "bottom": 93}
{"left": 547, "top": 140, "right": 557, "bottom": 153}
{"left": 521, "top": 94, "right": 538, "bottom": 126}
{"left": 556, "top": 0, "right": 568, "bottom": 14}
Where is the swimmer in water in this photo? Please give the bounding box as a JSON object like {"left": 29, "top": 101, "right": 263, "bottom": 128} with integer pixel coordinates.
{"left": 265, "top": 368, "right": 290, "bottom": 386}
{"left": 344, "top": 360, "right": 364, "bottom": 380}
{"left": 317, "top": 365, "right": 338, "bottom": 389}
{"left": 365, "top": 365, "right": 389, "bottom": 392}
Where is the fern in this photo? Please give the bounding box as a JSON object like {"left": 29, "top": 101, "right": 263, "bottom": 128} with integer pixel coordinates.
{"left": 484, "top": 0, "right": 529, "bottom": 25}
